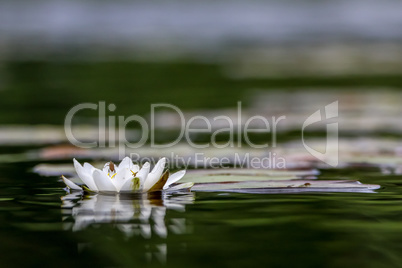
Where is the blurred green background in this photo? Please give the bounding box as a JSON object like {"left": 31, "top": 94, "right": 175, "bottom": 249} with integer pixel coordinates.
{"left": 1, "top": 0, "right": 402, "bottom": 125}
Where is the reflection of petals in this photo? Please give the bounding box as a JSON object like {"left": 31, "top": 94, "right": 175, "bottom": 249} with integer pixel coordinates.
{"left": 140, "top": 206, "right": 153, "bottom": 222}
{"left": 155, "top": 244, "right": 167, "bottom": 264}
{"left": 154, "top": 221, "right": 167, "bottom": 238}
{"left": 73, "top": 215, "right": 96, "bottom": 232}
{"left": 62, "top": 192, "right": 194, "bottom": 238}
{"left": 169, "top": 219, "right": 187, "bottom": 234}
{"left": 152, "top": 206, "right": 167, "bottom": 221}
{"left": 141, "top": 224, "right": 152, "bottom": 239}
{"left": 61, "top": 191, "right": 82, "bottom": 208}
{"left": 117, "top": 224, "right": 134, "bottom": 238}
{"left": 164, "top": 203, "right": 185, "bottom": 211}
{"left": 152, "top": 207, "right": 167, "bottom": 238}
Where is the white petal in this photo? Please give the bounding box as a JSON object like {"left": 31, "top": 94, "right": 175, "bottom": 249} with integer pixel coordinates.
{"left": 93, "top": 170, "right": 117, "bottom": 192}
{"left": 62, "top": 175, "right": 82, "bottom": 191}
{"left": 73, "top": 159, "right": 98, "bottom": 191}
{"left": 163, "top": 170, "right": 186, "bottom": 190}
{"left": 120, "top": 178, "right": 136, "bottom": 192}
{"left": 132, "top": 164, "right": 140, "bottom": 173}
{"left": 112, "top": 168, "right": 132, "bottom": 192}
{"left": 102, "top": 163, "right": 109, "bottom": 173}
{"left": 119, "top": 178, "right": 132, "bottom": 192}
{"left": 120, "top": 163, "right": 150, "bottom": 192}
{"left": 137, "top": 162, "right": 150, "bottom": 185}
{"left": 143, "top": 158, "right": 166, "bottom": 192}
{"left": 119, "top": 176, "right": 142, "bottom": 192}
{"left": 118, "top": 157, "right": 134, "bottom": 170}
{"left": 137, "top": 162, "right": 151, "bottom": 178}
{"left": 83, "top": 162, "right": 96, "bottom": 174}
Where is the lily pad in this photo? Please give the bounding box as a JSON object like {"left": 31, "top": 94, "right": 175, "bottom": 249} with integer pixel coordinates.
{"left": 32, "top": 162, "right": 106, "bottom": 177}
{"left": 185, "top": 168, "right": 319, "bottom": 177}
{"left": 33, "top": 164, "right": 77, "bottom": 177}
{"left": 181, "top": 175, "right": 302, "bottom": 183}
{"left": 191, "top": 180, "right": 380, "bottom": 194}
{"left": 180, "top": 168, "right": 319, "bottom": 183}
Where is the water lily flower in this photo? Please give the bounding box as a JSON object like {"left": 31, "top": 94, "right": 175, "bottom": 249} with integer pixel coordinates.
{"left": 61, "top": 157, "right": 192, "bottom": 193}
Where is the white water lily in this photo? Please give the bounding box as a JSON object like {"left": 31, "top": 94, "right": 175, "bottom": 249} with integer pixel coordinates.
{"left": 61, "top": 157, "right": 192, "bottom": 193}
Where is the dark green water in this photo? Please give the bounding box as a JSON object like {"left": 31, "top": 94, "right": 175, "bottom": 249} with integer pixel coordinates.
{"left": 1, "top": 60, "right": 402, "bottom": 267}
{"left": 2, "top": 61, "right": 402, "bottom": 125}
{"left": 1, "top": 158, "right": 402, "bottom": 268}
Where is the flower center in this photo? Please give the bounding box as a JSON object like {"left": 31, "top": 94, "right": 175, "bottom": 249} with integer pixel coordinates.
{"left": 108, "top": 161, "right": 115, "bottom": 172}
{"left": 106, "top": 161, "right": 117, "bottom": 178}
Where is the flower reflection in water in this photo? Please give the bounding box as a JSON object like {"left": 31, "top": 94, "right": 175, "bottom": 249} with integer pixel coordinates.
{"left": 61, "top": 192, "right": 194, "bottom": 263}
{"left": 62, "top": 192, "right": 194, "bottom": 263}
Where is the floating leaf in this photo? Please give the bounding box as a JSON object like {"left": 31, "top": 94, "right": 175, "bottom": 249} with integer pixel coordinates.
{"left": 0, "top": 198, "right": 14, "bottom": 201}
{"left": 33, "top": 164, "right": 77, "bottom": 177}
{"left": 185, "top": 168, "right": 319, "bottom": 177}
{"left": 191, "top": 179, "right": 380, "bottom": 194}
{"left": 180, "top": 169, "right": 318, "bottom": 183}
{"left": 181, "top": 175, "right": 299, "bottom": 183}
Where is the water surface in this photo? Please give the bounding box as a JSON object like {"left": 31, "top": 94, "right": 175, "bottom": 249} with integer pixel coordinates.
{"left": 1, "top": 158, "right": 402, "bottom": 267}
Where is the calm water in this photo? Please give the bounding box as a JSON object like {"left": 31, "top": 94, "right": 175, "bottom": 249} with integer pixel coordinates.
{"left": 1, "top": 157, "right": 402, "bottom": 267}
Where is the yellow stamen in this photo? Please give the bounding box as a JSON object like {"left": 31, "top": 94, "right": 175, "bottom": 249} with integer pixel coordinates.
{"left": 110, "top": 173, "right": 117, "bottom": 179}
{"left": 131, "top": 170, "right": 137, "bottom": 176}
